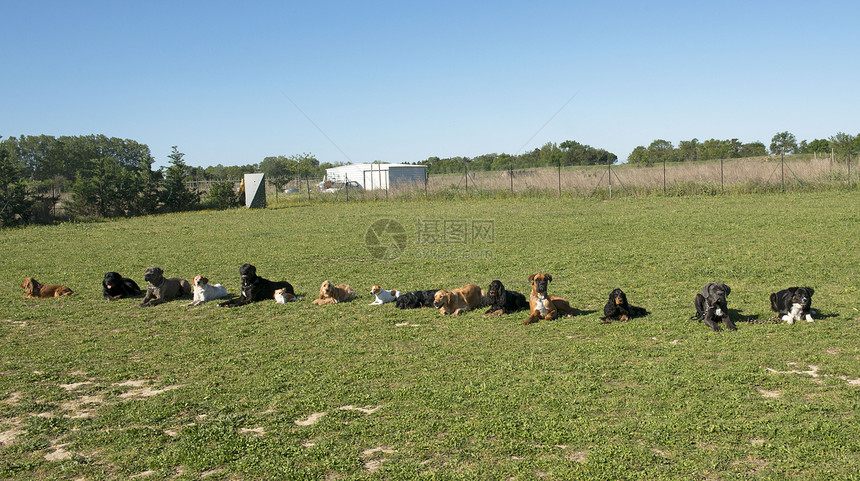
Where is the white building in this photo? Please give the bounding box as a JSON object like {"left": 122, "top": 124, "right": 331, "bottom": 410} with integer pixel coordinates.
{"left": 324, "top": 163, "right": 426, "bottom": 191}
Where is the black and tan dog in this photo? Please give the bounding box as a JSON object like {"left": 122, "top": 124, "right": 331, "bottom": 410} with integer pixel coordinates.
{"left": 103, "top": 271, "right": 141, "bottom": 300}
{"left": 140, "top": 267, "right": 191, "bottom": 307}
{"left": 694, "top": 282, "right": 735, "bottom": 331}
{"left": 524, "top": 273, "right": 577, "bottom": 325}
{"left": 218, "top": 263, "right": 294, "bottom": 307}
{"left": 770, "top": 286, "right": 815, "bottom": 324}
{"left": 484, "top": 280, "right": 529, "bottom": 316}
{"left": 395, "top": 290, "right": 439, "bottom": 309}
{"left": 600, "top": 288, "right": 648, "bottom": 323}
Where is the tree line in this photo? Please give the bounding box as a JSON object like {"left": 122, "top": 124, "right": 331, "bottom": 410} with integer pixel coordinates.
{"left": 0, "top": 135, "right": 205, "bottom": 226}
{"left": 627, "top": 132, "right": 860, "bottom": 165}
{"left": 418, "top": 140, "right": 617, "bottom": 175}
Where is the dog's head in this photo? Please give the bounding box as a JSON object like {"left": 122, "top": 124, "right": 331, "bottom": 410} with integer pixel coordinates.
{"left": 788, "top": 287, "right": 814, "bottom": 309}
{"left": 239, "top": 264, "right": 257, "bottom": 281}
{"left": 704, "top": 282, "right": 730, "bottom": 306}
{"left": 528, "top": 273, "right": 552, "bottom": 294}
{"left": 103, "top": 272, "right": 123, "bottom": 289}
{"left": 320, "top": 280, "right": 334, "bottom": 297}
{"left": 609, "top": 288, "right": 628, "bottom": 306}
{"left": 370, "top": 285, "right": 382, "bottom": 295}
{"left": 21, "top": 277, "right": 39, "bottom": 294}
{"left": 487, "top": 280, "right": 505, "bottom": 301}
{"left": 193, "top": 275, "right": 208, "bottom": 287}
{"left": 433, "top": 290, "right": 452, "bottom": 308}
{"left": 143, "top": 267, "right": 164, "bottom": 285}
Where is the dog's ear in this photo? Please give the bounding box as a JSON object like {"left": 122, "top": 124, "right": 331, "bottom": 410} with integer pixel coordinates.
{"left": 807, "top": 287, "right": 814, "bottom": 296}
{"left": 723, "top": 284, "right": 731, "bottom": 297}
{"left": 546, "top": 274, "right": 552, "bottom": 283}
{"left": 200, "top": 276, "right": 208, "bottom": 285}
{"left": 528, "top": 274, "right": 537, "bottom": 283}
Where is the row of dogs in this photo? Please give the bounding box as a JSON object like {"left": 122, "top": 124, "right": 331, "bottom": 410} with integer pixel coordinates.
{"left": 21, "top": 266, "right": 815, "bottom": 329}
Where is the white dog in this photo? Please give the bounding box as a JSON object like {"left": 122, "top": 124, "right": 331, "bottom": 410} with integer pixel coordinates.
{"left": 188, "top": 275, "right": 228, "bottom": 306}
{"left": 369, "top": 285, "right": 401, "bottom": 305}
{"left": 274, "top": 288, "right": 297, "bottom": 304}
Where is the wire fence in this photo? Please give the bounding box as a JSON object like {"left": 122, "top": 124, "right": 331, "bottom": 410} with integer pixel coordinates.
{"left": 241, "top": 155, "right": 857, "bottom": 204}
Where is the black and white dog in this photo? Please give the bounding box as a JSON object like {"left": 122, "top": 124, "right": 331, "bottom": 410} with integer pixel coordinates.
{"left": 601, "top": 288, "right": 648, "bottom": 323}
{"left": 770, "top": 287, "right": 815, "bottom": 324}
{"left": 395, "top": 290, "right": 439, "bottom": 309}
{"left": 102, "top": 271, "right": 141, "bottom": 300}
{"left": 694, "top": 282, "right": 736, "bottom": 331}
{"left": 484, "top": 280, "right": 529, "bottom": 316}
{"left": 218, "top": 263, "right": 294, "bottom": 307}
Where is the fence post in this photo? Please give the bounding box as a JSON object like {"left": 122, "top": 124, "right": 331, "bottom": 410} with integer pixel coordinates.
{"left": 306, "top": 175, "right": 311, "bottom": 202}
{"left": 781, "top": 152, "right": 785, "bottom": 192}
{"left": 663, "top": 158, "right": 666, "bottom": 194}
{"left": 608, "top": 162, "right": 612, "bottom": 200}
{"left": 558, "top": 160, "right": 561, "bottom": 196}
{"left": 720, "top": 158, "right": 724, "bottom": 194}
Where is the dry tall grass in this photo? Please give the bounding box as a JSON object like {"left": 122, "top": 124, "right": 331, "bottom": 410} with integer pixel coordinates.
{"left": 425, "top": 156, "right": 852, "bottom": 196}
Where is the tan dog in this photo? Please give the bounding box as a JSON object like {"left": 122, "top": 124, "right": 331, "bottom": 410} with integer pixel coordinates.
{"left": 21, "top": 278, "right": 74, "bottom": 298}
{"left": 433, "top": 283, "right": 483, "bottom": 315}
{"left": 525, "top": 273, "right": 577, "bottom": 325}
{"left": 313, "top": 280, "right": 356, "bottom": 305}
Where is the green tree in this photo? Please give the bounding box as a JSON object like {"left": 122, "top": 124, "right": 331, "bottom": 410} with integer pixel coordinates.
{"left": 829, "top": 132, "right": 858, "bottom": 162}
{"left": 739, "top": 141, "right": 767, "bottom": 157}
{"left": 627, "top": 146, "right": 649, "bottom": 164}
{"left": 160, "top": 146, "right": 200, "bottom": 213}
{"left": 770, "top": 131, "right": 798, "bottom": 156}
{"left": 0, "top": 140, "right": 32, "bottom": 226}
{"left": 806, "top": 139, "right": 831, "bottom": 154}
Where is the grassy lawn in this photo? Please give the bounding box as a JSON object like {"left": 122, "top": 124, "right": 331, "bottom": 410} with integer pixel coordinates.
{"left": 1, "top": 190, "right": 859, "bottom": 480}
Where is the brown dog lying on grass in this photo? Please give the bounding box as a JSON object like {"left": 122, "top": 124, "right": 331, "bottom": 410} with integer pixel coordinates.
{"left": 524, "top": 273, "right": 577, "bottom": 325}
{"left": 140, "top": 267, "right": 192, "bottom": 307}
{"left": 313, "top": 280, "right": 356, "bottom": 305}
{"left": 433, "top": 283, "right": 483, "bottom": 315}
{"left": 21, "top": 277, "right": 74, "bottom": 298}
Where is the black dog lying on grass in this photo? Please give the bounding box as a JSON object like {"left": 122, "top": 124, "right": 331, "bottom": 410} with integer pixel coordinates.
{"left": 770, "top": 286, "right": 815, "bottom": 324}
{"left": 103, "top": 271, "right": 141, "bottom": 300}
{"left": 484, "top": 280, "right": 529, "bottom": 316}
{"left": 395, "top": 290, "right": 439, "bottom": 309}
{"left": 693, "top": 282, "right": 736, "bottom": 331}
{"left": 218, "top": 263, "right": 294, "bottom": 307}
{"left": 600, "top": 288, "right": 648, "bottom": 323}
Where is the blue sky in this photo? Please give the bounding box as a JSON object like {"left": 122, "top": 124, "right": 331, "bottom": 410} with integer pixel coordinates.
{"left": 2, "top": 1, "right": 858, "bottom": 168}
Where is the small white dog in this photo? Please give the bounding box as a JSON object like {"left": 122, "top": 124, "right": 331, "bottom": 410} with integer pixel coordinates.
{"left": 275, "top": 288, "right": 297, "bottom": 304}
{"left": 188, "top": 275, "right": 228, "bottom": 306}
{"left": 369, "top": 285, "right": 401, "bottom": 305}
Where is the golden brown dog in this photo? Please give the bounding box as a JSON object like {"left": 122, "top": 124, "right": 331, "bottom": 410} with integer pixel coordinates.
{"left": 21, "top": 277, "right": 74, "bottom": 298}
{"left": 313, "top": 280, "right": 356, "bottom": 305}
{"left": 433, "top": 283, "right": 483, "bottom": 315}
{"left": 524, "top": 273, "right": 577, "bottom": 325}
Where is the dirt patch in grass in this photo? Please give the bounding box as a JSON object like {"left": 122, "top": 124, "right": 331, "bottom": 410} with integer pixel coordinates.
{"left": 0, "top": 427, "right": 24, "bottom": 446}
{"left": 1, "top": 391, "right": 23, "bottom": 406}
{"left": 362, "top": 446, "right": 396, "bottom": 472}
{"left": 756, "top": 388, "right": 781, "bottom": 398}
{"left": 295, "top": 412, "right": 327, "bottom": 426}
{"left": 239, "top": 427, "right": 266, "bottom": 437}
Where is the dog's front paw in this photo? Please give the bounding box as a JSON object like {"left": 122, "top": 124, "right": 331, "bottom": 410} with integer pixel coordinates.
{"left": 805, "top": 314, "right": 814, "bottom": 323}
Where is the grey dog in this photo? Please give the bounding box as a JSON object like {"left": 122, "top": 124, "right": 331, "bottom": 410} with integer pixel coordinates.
{"left": 694, "top": 282, "right": 735, "bottom": 331}
{"left": 140, "top": 267, "right": 191, "bottom": 307}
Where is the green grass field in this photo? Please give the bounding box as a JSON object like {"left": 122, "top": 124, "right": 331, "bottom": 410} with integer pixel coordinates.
{"left": 1, "top": 191, "right": 859, "bottom": 480}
